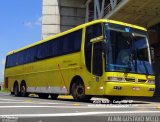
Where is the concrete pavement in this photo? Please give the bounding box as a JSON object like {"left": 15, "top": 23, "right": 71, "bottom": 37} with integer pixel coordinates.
{"left": 0, "top": 92, "right": 160, "bottom": 122}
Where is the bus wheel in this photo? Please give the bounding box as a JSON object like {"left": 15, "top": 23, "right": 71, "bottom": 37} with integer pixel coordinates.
{"left": 50, "top": 94, "right": 58, "bottom": 99}
{"left": 20, "top": 82, "right": 29, "bottom": 97}
{"left": 71, "top": 80, "right": 90, "bottom": 101}
{"left": 11, "top": 92, "right": 14, "bottom": 95}
{"left": 14, "top": 83, "right": 20, "bottom": 97}
{"left": 38, "top": 93, "right": 49, "bottom": 99}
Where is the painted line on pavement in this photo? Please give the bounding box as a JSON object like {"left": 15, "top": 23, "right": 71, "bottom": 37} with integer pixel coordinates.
{"left": 0, "top": 106, "right": 85, "bottom": 108}
{"left": 0, "top": 105, "right": 159, "bottom": 109}
{"left": 0, "top": 102, "right": 63, "bottom": 104}
{"left": 0, "top": 98, "right": 66, "bottom": 105}
{"left": 0, "top": 111, "right": 160, "bottom": 117}
{"left": 0, "top": 98, "right": 24, "bottom": 102}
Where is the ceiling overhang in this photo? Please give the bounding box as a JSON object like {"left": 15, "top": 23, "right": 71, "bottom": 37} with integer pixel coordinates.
{"left": 105, "top": 0, "right": 160, "bottom": 28}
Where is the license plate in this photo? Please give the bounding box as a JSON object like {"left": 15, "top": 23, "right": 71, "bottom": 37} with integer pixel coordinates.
{"left": 132, "top": 87, "right": 140, "bottom": 91}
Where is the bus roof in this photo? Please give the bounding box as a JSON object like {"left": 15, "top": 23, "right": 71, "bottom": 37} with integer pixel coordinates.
{"left": 7, "top": 19, "right": 147, "bottom": 56}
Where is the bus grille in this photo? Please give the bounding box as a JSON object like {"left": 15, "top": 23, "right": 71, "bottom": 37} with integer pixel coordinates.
{"left": 138, "top": 79, "right": 147, "bottom": 83}
{"left": 125, "top": 78, "right": 135, "bottom": 82}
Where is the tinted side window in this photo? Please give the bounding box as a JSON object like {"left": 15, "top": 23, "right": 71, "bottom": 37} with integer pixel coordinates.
{"left": 6, "top": 29, "right": 82, "bottom": 68}
{"left": 70, "top": 30, "right": 82, "bottom": 51}
{"left": 37, "top": 43, "right": 49, "bottom": 59}
{"left": 85, "top": 23, "right": 102, "bottom": 72}
{"left": 50, "top": 38, "right": 60, "bottom": 56}
{"left": 6, "top": 56, "right": 11, "bottom": 67}
{"left": 36, "top": 29, "right": 82, "bottom": 59}
{"left": 60, "top": 29, "right": 82, "bottom": 54}
{"left": 17, "top": 51, "right": 24, "bottom": 65}
{"left": 25, "top": 47, "right": 36, "bottom": 63}
{"left": 85, "top": 24, "right": 102, "bottom": 49}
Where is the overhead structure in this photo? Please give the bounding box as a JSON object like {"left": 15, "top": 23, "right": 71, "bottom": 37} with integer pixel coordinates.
{"left": 104, "top": 0, "right": 160, "bottom": 28}
{"left": 42, "top": 0, "right": 160, "bottom": 36}
{"left": 85, "top": 0, "right": 160, "bottom": 28}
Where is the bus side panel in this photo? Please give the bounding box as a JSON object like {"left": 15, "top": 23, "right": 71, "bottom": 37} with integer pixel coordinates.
{"left": 4, "top": 52, "right": 82, "bottom": 94}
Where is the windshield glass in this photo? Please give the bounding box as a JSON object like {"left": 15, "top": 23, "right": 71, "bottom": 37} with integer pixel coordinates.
{"left": 105, "top": 23, "right": 154, "bottom": 75}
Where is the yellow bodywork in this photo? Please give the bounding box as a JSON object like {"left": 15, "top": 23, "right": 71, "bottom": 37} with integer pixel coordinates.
{"left": 4, "top": 19, "right": 155, "bottom": 97}
{"left": 104, "top": 72, "right": 155, "bottom": 97}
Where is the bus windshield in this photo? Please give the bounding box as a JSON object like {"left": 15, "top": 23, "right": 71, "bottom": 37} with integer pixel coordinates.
{"left": 105, "top": 23, "right": 154, "bottom": 75}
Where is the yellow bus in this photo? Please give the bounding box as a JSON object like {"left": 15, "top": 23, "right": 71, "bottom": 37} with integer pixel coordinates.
{"left": 4, "top": 19, "right": 155, "bottom": 101}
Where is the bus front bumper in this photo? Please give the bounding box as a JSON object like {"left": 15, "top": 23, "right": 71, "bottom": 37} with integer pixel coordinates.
{"left": 105, "top": 82, "right": 155, "bottom": 97}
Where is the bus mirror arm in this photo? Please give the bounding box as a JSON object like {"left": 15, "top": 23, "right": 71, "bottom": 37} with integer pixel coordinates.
{"left": 90, "top": 36, "right": 104, "bottom": 43}
{"left": 102, "top": 39, "right": 108, "bottom": 56}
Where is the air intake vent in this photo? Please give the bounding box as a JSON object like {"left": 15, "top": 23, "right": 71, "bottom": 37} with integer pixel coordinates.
{"left": 138, "top": 79, "right": 147, "bottom": 83}
{"left": 125, "top": 78, "right": 135, "bottom": 82}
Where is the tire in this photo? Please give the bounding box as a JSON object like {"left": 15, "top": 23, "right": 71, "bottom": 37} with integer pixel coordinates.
{"left": 50, "top": 94, "right": 58, "bottom": 99}
{"left": 10, "top": 92, "right": 14, "bottom": 95}
{"left": 71, "top": 79, "right": 91, "bottom": 101}
{"left": 20, "top": 82, "right": 29, "bottom": 97}
{"left": 14, "top": 83, "right": 20, "bottom": 97}
{"left": 38, "top": 93, "right": 49, "bottom": 99}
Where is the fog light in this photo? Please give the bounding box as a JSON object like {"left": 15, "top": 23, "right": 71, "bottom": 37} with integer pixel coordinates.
{"left": 99, "top": 86, "right": 104, "bottom": 90}
{"left": 87, "top": 86, "right": 91, "bottom": 89}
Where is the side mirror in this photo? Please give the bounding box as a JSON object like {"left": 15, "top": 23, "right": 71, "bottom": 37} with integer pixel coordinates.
{"left": 90, "top": 36, "right": 104, "bottom": 43}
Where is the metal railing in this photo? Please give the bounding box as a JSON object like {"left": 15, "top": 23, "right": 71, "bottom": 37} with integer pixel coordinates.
{"left": 104, "top": 0, "right": 122, "bottom": 16}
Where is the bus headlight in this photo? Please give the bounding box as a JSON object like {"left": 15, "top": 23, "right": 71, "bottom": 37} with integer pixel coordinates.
{"left": 107, "top": 77, "right": 124, "bottom": 82}
{"left": 148, "top": 80, "right": 155, "bottom": 84}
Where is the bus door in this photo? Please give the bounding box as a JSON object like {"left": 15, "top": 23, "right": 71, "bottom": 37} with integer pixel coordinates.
{"left": 91, "top": 42, "right": 103, "bottom": 76}
{"left": 85, "top": 24, "right": 104, "bottom": 93}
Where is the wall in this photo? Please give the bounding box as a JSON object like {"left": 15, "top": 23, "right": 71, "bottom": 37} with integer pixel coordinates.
{"left": 42, "top": 0, "right": 86, "bottom": 39}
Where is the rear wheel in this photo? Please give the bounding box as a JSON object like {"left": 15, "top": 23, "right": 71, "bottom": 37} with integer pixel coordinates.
{"left": 14, "top": 83, "right": 20, "bottom": 97}
{"left": 20, "top": 82, "right": 29, "bottom": 97}
{"left": 10, "top": 92, "right": 14, "bottom": 95}
{"left": 71, "top": 79, "right": 91, "bottom": 101}
{"left": 38, "top": 93, "right": 49, "bottom": 99}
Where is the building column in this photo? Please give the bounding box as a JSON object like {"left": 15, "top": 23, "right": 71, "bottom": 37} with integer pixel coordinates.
{"left": 94, "top": 0, "right": 105, "bottom": 19}
{"left": 42, "top": 0, "right": 60, "bottom": 39}
{"left": 42, "top": 0, "right": 86, "bottom": 38}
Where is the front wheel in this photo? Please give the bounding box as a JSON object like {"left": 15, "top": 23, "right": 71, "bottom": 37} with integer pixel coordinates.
{"left": 71, "top": 80, "right": 91, "bottom": 101}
